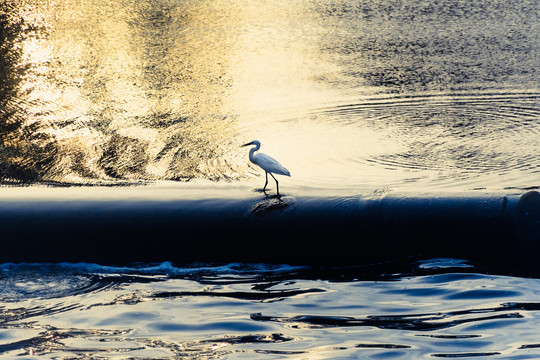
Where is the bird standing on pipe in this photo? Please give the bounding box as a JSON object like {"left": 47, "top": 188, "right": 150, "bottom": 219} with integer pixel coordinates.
{"left": 242, "top": 140, "right": 290, "bottom": 196}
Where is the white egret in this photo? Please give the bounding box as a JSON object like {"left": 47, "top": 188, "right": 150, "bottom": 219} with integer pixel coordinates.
{"left": 242, "top": 140, "right": 290, "bottom": 196}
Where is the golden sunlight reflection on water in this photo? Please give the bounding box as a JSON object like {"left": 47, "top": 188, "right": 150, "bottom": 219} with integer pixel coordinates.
{"left": 12, "top": 0, "right": 366, "bottom": 186}
{"left": 3, "top": 0, "right": 539, "bottom": 191}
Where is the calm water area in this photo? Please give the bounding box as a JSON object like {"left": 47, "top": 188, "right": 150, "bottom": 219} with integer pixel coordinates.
{"left": 1, "top": 0, "right": 539, "bottom": 358}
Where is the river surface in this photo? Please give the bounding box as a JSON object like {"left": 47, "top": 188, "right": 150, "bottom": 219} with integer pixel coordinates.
{"left": 0, "top": 0, "right": 538, "bottom": 191}
{"left": 1, "top": 259, "right": 540, "bottom": 359}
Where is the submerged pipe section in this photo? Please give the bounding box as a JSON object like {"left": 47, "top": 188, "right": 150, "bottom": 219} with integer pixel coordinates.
{"left": 0, "top": 191, "right": 538, "bottom": 273}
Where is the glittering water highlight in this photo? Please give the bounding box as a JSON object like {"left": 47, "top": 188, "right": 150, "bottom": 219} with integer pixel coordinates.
{"left": 1, "top": 260, "right": 540, "bottom": 359}
{"left": 0, "top": 0, "right": 538, "bottom": 192}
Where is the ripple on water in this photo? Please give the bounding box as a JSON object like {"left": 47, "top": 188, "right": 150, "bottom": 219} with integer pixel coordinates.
{"left": 0, "top": 261, "right": 539, "bottom": 359}
{"left": 0, "top": 272, "right": 99, "bottom": 302}
{"left": 274, "top": 91, "right": 540, "bottom": 191}
{"left": 0, "top": 266, "right": 157, "bottom": 303}
{"left": 445, "top": 290, "right": 523, "bottom": 300}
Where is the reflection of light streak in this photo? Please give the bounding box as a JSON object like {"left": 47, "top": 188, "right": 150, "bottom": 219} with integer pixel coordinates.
{"left": 208, "top": 342, "right": 229, "bottom": 350}
{"left": 229, "top": 0, "right": 340, "bottom": 118}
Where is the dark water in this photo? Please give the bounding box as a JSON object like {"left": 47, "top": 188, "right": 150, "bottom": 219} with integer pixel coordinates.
{"left": 1, "top": 259, "right": 540, "bottom": 359}
{"left": 0, "top": 0, "right": 538, "bottom": 191}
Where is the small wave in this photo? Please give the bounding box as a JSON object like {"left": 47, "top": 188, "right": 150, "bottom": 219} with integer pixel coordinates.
{"left": 0, "top": 328, "right": 132, "bottom": 357}
{"left": 0, "top": 271, "right": 111, "bottom": 302}
{"left": 417, "top": 258, "right": 474, "bottom": 270}
{"left": 250, "top": 302, "right": 532, "bottom": 331}
{"left": 0, "top": 262, "right": 179, "bottom": 302}
{"left": 313, "top": 92, "right": 540, "bottom": 116}
{"left": 0, "top": 257, "right": 495, "bottom": 287}
{"left": 0, "top": 303, "right": 83, "bottom": 323}
{"left": 300, "top": 91, "right": 540, "bottom": 190}
{"left": 431, "top": 352, "right": 501, "bottom": 358}
{"left": 0, "top": 261, "right": 309, "bottom": 278}
{"left": 150, "top": 287, "right": 325, "bottom": 302}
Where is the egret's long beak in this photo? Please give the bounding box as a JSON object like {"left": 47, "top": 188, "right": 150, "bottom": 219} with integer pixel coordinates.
{"left": 241, "top": 141, "right": 253, "bottom": 147}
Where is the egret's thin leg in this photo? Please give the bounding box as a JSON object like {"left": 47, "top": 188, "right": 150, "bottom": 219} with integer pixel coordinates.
{"left": 263, "top": 172, "right": 269, "bottom": 191}
{"left": 270, "top": 173, "right": 279, "bottom": 196}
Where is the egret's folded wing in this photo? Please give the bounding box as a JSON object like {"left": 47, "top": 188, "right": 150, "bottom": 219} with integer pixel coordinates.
{"left": 255, "top": 153, "right": 291, "bottom": 176}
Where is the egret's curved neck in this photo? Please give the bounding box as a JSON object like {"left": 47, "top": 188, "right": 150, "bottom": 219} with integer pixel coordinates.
{"left": 248, "top": 144, "right": 260, "bottom": 163}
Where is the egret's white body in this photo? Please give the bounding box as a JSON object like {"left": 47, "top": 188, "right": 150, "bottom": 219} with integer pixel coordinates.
{"left": 242, "top": 140, "right": 290, "bottom": 195}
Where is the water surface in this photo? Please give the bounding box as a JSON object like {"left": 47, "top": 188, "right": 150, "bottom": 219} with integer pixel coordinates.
{"left": 1, "top": 0, "right": 538, "bottom": 192}
{"left": 1, "top": 260, "right": 540, "bottom": 359}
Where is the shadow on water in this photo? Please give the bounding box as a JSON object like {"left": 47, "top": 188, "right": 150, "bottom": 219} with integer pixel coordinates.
{"left": 248, "top": 193, "right": 296, "bottom": 217}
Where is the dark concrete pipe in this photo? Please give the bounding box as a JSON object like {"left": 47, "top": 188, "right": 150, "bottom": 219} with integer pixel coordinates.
{"left": 0, "top": 189, "right": 538, "bottom": 273}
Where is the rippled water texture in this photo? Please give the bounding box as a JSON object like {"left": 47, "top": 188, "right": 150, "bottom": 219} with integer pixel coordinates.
{"left": 1, "top": 261, "right": 540, "bottom": 359}
{"left": 0, "top": 0, "right": 538, "bottom": 191}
